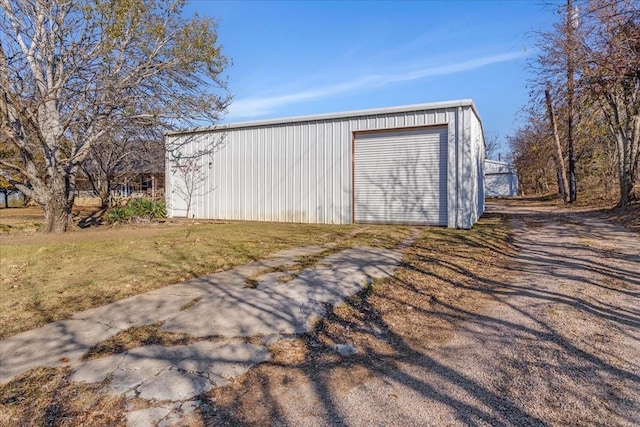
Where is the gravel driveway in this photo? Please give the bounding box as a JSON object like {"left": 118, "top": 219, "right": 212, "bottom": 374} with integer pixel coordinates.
{"left": 211, "top": 201, "right": 639, "bottom": 426}
{"left": 3, "top": 200, "right": 637, "bottom": 426}
{"left": 406, "top": 202, "right": 640, "bottom": 426}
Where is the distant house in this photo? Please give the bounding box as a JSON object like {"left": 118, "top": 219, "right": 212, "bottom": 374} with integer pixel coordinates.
{"left": 166, "top": 99, "right": 486, "bottom": 229}
{"left": 485, "top": 160, "right": 518, "bottom": 197}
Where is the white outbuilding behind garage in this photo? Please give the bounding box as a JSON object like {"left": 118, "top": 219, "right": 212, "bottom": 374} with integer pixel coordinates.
{"left": 166, "top": 99, "right": 485, "bottom": 228}
{"left": 485, "top": 160, "right": 518, "bottom": 197}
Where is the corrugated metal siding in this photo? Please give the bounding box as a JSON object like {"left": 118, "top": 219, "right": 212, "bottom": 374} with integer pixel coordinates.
{"left": 485, "top": 160, "right": 513, "bottom": 174}
{"left": 353, "top": 127, "right": 448, "bottom": 225}
{"left": 168, "top": 119, "right": 351, "bottom": 223}
{"left": 167, "top": 108, "right": 456, "bottom": 224}
{"left": 486, "top": 174, "right": 518, "bottom": 196}
{"left": 485, "top": 161, "right": 518, "bottom": 197}
{"left": 466, "top": 108, "right": 484, "bottom": 227}
{"left": 453, "top": 105, "right": 485, "bottom": 229}
{"left": 166, "top": 132, "right": 210, "bottom": 218}
{"left": 474, "top": 113, "right": 486, "bottom": 218}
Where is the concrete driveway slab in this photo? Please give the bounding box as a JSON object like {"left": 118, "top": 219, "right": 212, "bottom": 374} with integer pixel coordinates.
{"left": 0, "top": 319, "right": 114, "bottom": 381}
{"left": 137, "top": 369, "right": 212, "bottom": 401}
{"left": 160, "top": 247, "right": 403, "bottom": 338}
{"left": 125, "top": 407, "right": 171, "bottom": 427}
{"left": 0, "top": 243, "right": 406, "bottom": 425}
{"left": 73, "top": 293, "right": 198, "bottom": 330}
{"left": 0, "top": 244, "right": 338, "bottom": 384}
{"left": 71, "top": 341, "right": 270, "bottom": 401}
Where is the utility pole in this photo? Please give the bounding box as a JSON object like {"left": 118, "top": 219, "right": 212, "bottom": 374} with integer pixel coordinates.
{"left": 566, "top": 0, "right": 578, "bottom": 202}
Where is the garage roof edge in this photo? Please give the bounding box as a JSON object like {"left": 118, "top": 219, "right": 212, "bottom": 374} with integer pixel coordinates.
{"left": 167, "top": 99, "right": 480, "bottom": 136}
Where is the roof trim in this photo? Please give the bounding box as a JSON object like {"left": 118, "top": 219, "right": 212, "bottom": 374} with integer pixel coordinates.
{"left": 484, "top": 159, "right": 511, "bottom": 165}
{"left": 167, "top": 99, "right": 480, "bottom": 136}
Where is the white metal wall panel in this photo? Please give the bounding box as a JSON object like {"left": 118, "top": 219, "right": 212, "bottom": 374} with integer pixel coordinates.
{"left": 472, "top": 111, "right": 486, "bottom": 219}
{"left": 353, "top": 127, "right": 448, "bottom": 225}
{"left": 166, "top": 100, "right": 484, "bottom": 227}
{"left": 464, "top": 107, "right": 485, "bottom": 227}
{"left": 460, "top": 106, "right": 475, "bottom": 228}
{"left": 486, "top": 174, "right": 518, "bottom": 197}
{"left": 485, "top": 161, "right": 518, "bottom": 197}
{"left": 452, "top": 105, "right": 485, "bottom": 229}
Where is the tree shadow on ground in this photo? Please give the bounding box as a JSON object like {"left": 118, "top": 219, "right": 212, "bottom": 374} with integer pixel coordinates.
{"left": 199, "top": 204, "right": 639, "bottom": 426}
{"left": 2, "top": 201, "right": 637, "bottom": 426}
{"left": 74, "top": 207, "right": 107, "bottom": 229}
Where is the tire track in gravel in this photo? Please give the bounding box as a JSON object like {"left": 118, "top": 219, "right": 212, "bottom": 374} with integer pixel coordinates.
{"left": 196, "top": 203, "right": 639, "bottom": 427}
{"left": 320, "top": 204, "right": 639, "bottom": 426}
{"left": 424, "top": 205, "right": 640, "bottom": 426}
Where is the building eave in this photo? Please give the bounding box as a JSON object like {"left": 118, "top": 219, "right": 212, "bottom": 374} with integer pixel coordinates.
{"left": 167, "top": 99, "right": 479, "bottom": 137}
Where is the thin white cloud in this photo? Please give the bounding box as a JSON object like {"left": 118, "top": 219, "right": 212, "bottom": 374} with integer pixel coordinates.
{"left": 227, "top": 76, "right": 379, "bottom": 118}
{"left": 227, "top": 50, "right": 528, "bottom": 119}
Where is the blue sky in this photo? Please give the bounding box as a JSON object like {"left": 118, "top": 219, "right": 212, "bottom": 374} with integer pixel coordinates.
{"left": 185, "top": 0, "right": 555, "bottom": 159}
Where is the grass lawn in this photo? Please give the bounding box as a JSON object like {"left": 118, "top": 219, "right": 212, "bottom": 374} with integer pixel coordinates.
{"left": 0, "top": 207, "right": 412, "bottom": 340}
{"left": 0, "top": 209, "right": 514, "bottom": 426}
{"left": 0, "top": 206, "right": 44, "bottom": 232}
{"left": 2, "top": 198, "right": 638, "bottom": 426}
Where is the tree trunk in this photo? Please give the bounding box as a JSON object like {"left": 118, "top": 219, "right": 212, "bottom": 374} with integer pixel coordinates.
{"left": 618, "top": 175, "right": 635, "bottom": 207}
{"left": 43, "top": 202, "right": 73, "bottom": 233}
{"left": 545, "top": 88, "right": 570, "bottom": 202}
{"left": 41, "top": 179, "right": 75, "bottom": 233}
{"left": 566, "top": 0, "right": 577, "bottom": 203}
{"left": 98, "top": 179, "right": 112, "bottom": 209}
{"left": 611, "top": 103, "right": 640, "bottom": 207}
{"left": 617, "top": 135, "right": 639, "bottom": 207}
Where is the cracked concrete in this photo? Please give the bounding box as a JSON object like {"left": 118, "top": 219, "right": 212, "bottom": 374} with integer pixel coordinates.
{"left": 125, "top": 399, "right": 201, "bottom": 427}
{"left": 160, "top": 247, "right": 402, "bottom": 338}
{"left": 0, "top": 244, "right": 405, "bottom": 426}
{"left": 0, "top": 319, "right": 115, "bottom": 381}
{"left": 71, "top": 341, "right": 270, "bottom": 401}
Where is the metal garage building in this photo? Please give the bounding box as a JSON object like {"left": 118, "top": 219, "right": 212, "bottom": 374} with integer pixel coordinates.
{"left": 485, "top": 160, "right": 518, "bottom": 197}
{"left": 166, "top": 99, "right": 485, "bottom": 228}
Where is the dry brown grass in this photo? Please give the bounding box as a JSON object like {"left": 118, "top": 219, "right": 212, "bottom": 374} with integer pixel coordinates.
{"left": 602, "top": 202, "right": 640, "bottom": 233}
{"left": 203, "top": 213, "right": 515, "bottom": 425}
{"left": 0, "top": 206, "right": 44, "bottom": 232}
{"left": 0, "top": 212, "right": 512, "bottom": 426}
{"left": 0, "top": 367, "right": 126, "bottom": 426}
{"left": 1, "top": 206, "right": 418, "bottom": 341}
{"left": 81, "top": 323, "right": 194, "bottom": 361}
{"left": 0, "top": 218, "right": 370, "bottom": 340}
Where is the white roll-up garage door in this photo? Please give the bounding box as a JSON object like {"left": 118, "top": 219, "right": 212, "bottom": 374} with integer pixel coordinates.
{"left": 353, "top": 126, "right": 448, "bottom": 225}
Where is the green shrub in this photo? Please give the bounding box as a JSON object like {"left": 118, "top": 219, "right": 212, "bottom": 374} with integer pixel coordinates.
{"left": 142, "top": 199, "right": 167, "bottom": 219}
{"left": 105, "top": 207, "right": 128, "bottom": 224}
{"left": 105, "top": 198, "right": 166, "bottom": 224}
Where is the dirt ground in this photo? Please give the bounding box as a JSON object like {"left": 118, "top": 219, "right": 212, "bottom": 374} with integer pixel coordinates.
{"left": 1, "top": 199, "right": 638, "bottom": 426}
{"left": 201, "top": 200, "right": 640, "bottom": 426}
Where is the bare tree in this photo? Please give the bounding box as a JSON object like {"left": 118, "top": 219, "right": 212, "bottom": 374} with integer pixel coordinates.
{"left": 532, "top": 1, "right": 585, "bottom": 203}
{"left": 508, "top": 114, "right": 559, "bottom": 197}
{"left": 484, "top": 132, "right": 501, "bottom": 160}
{"left": 171, "top": 157, "right": 208, "bottom": 220}
{"left": 580, "top": 0, "right": 639, "bottom": 206}
{"left": 526, "top": 0, "right": 638, "bottom": 206}
{"left": 82, "top": 123, "right": 164, "bottom": 208}
{"left": 0, "top": 0, "right": 229, "bottom": 232}
{"left": 545, "top": 86, "right": 571, "bottom": 201}
{"left": 566, "top": 0, "right": 579, "bottom": 202}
